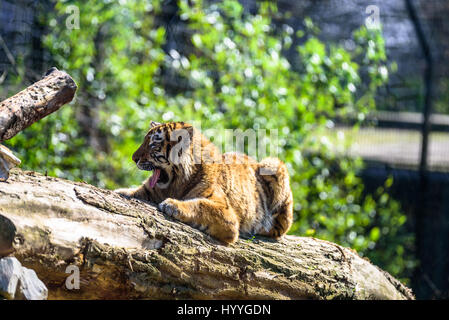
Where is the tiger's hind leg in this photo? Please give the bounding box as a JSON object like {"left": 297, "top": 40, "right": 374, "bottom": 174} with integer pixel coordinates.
{"left": 259, "top": 200, "right": 293, "bottom": 239}
{"left": 257, "top": 157, "right": 294, "bottom": 239}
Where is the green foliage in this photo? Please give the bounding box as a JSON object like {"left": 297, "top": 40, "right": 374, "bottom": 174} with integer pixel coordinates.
{"left": 3, "top": 0, "right": 414, "bottom": 282}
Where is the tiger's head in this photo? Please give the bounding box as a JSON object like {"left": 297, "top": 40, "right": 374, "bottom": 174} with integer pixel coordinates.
{"left": 132, "top": 121, "right": 198, "bottom": 188}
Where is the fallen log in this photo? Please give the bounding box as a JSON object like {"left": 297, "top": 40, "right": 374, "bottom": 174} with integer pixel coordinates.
{"left": 0, "top": 67, "right": 77, "bottom": 142}
{"left": 0, "top": 169, "right": 414, "bottom": 300}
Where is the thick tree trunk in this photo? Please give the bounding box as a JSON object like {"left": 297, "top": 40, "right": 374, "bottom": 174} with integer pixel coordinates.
{"left": 0, "top": 67, "right": 77, "bottom": 142}
{"left": 0, "top": 169, "right": 414, "bottom": 300}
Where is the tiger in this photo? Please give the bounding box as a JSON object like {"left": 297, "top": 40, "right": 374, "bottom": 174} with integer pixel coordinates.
{"left": 115, "top": 121, "right": 293, "bottom": 244}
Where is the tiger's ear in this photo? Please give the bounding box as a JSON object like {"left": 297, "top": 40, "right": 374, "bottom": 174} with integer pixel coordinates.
{"left": 150, "top": 121, "right": 161, "bottom": 128}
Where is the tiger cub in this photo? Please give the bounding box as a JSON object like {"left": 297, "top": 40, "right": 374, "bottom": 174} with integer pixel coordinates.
{"left": 115, "top": 121, "right": 293, "bottom": 244}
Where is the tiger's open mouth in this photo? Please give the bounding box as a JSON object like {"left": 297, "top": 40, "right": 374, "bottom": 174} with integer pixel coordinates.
{"left": 149, "top": 168, "right": 169, "bottom": 187}
{"left": 149, "top": 168, "right": 160, "bottom": 188}
{"left": 137, "top": 161, "right": 169, "bottom": 187}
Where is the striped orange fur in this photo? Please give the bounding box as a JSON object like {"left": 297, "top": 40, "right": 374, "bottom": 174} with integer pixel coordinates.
{"left": 115, "top": 121, "right": 293, "bottom": 244}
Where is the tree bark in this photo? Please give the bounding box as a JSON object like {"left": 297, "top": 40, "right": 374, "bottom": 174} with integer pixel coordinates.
{"left": 0, "top": 67, "right": 77, "bottom": 142}
{"left": 0, "top": 169, "right": 414, "bottom": 300}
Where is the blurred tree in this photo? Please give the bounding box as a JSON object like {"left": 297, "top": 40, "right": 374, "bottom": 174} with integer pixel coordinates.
{"left": 3, "top": 0, "right": 414, "bottom": 282}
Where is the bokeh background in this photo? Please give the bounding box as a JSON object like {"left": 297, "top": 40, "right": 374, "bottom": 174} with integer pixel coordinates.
{"left": 1, "top": 0, "right": 448, "bottom": 299}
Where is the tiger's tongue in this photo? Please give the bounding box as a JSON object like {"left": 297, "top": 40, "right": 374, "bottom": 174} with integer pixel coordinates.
{"left": 149, "top": 168, "right": 160, "bottom": 188}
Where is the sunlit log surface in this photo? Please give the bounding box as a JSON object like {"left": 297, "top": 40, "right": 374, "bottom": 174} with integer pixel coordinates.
{"left": 0, "top": 169, "right": 414, "bottom": 300}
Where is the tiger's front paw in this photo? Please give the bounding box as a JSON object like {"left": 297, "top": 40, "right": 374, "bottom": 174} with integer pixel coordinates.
{"left": 158, "top": 198, "right": 182, "bottom": 218}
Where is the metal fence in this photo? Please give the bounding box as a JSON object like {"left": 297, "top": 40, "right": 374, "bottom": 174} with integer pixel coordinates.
{"left": 336, "top": 111, "right": 449, "bottom": 172}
